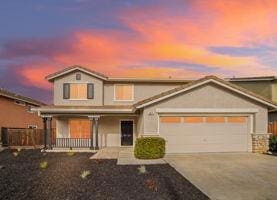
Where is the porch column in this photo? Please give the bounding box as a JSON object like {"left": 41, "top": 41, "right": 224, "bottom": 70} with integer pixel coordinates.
{"left": 47, "top": 117, "right": 52, "bottom": 149}
{"left": 89, "top": 117, "right": 94, "bottom": 150}
{"left": 43, "top": 117, "right": 47, "bottom": 149}
{"left": 94, "top": 117, "right": 99, "bottom": 150}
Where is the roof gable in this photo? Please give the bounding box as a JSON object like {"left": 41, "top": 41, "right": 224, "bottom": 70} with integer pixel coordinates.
{"left": 46, "top": 65, "right": 108, "bottom": 82}
{"left": 0, "top": 88, "right": 46, "bottom": 106}
{"left": 134, "top": 76, "right": 277, "bottom": 109}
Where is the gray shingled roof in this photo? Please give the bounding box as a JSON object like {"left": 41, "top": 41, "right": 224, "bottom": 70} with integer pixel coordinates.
{"left": 0, "top": 88, "right": 46, "bottom": 106}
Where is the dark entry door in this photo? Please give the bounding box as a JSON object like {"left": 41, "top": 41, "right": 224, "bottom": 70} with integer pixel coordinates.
{"left": 121, "top": 121, "right": 133, "bottom": 146}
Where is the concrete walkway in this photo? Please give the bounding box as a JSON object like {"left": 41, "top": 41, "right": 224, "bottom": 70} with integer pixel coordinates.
{"left": 117, "top": 148, "right": 166, "bottom": 165}
{"left": 90, "top": 147, "right": 121, "bottom": 159}
{"left": 165, "top": 153, "right": 277, "bottom": 200}
{"left": 90, "top": 147, "right": 166, "bottom": 165}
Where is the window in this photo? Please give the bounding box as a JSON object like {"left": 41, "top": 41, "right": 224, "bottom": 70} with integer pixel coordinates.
{"left": 227, "top": 117, "right": 246, "bottom": 123}
{"left": 184, "top": 117, "right": 203, "bottom": 123}
{"left": 76, "top": 73, "right": 81, "bottom": 80}
{"left": 69, "top": 119, "right": 90, "bottom": 138}
{"left": 63, "top": 83, "right": 94, "bottom": 100}
{"left": 114, "top": 84, "right": 134, "bottom": 101}
{"left": 205, "top": 117, "right": 225, "bottom": 123}
{"left": 70, "top": 83, "right": 87, "bottom": 99}
{"left": 160, "top": 116, "right": 181, "bottom": 123}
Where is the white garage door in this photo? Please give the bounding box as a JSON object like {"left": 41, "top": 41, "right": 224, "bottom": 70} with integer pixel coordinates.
{"left": 159, "top": 116, "right": 248, "bottom": 153}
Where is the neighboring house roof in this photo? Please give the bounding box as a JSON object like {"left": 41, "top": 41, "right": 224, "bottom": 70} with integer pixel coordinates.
{"left": 34, "top": 105, "right": 134, "bottom": 114}
{"left": 0, "top": 88, "right": 46, "bottom": 106}
{"left": 227, "top": 76, "right": 276, "bottom": 82}
{"left": 46, "top": 65, "right": 109, "bottom": 82}
{"left": 46, "top": 65, "right": 192, "bottom": 83}
{"left": 134, "top": 75, "right": 277, "bottom": 109}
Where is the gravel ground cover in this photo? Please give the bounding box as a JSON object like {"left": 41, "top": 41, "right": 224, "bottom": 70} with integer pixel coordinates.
{"left": 0, "top": 149, "right": 209, "bottom": 200}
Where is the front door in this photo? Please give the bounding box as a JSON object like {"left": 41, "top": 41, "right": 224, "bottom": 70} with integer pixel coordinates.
{"left": 121, "top": 121, "right": 133, "bottom": 146}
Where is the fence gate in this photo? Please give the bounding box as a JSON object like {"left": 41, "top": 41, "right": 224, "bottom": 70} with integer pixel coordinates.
{"left": 268, "top": 121, "right": 277, "bottom": 136}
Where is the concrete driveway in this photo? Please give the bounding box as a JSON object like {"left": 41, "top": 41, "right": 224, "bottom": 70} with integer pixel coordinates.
{"left": 165, "top": 153, "right": 277, "bottom": 200}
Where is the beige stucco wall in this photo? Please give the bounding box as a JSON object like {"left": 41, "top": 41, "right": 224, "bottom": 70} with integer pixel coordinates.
{"left": 103, "top": 83, "right": 182, "bottom": 105}
{"left": 141, "top": 83, "right": 268, "bottom": 135}
{"left": 136, "top": 110, "right": 144, "bottom": 137}
{"left": 232, "top": 81, "right": 272, "bottom": 100}
{"left": 271, "top": 81, "right": 277, "bottom": 103}
{"left": 53, "top": 70, "right": 184, "bottom": 106}
{"left": 54, "top": 71, "right": 104, "bottom": 106}
{"left": 99, "top": 116, "right": 137, "bottom": 147}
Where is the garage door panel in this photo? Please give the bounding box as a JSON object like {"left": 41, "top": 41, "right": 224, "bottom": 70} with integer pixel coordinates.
{"left": 159, "top": 115, "right": 248, "bottom": 153}
{"left": 164, "top": 134, "right": 247, "bottom": 145}
{"left": 166, "top": 144, "right": 247, "bottom": 153}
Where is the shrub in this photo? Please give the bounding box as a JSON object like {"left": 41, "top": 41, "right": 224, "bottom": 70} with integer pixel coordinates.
{"left": 12, "top": 152, "right": 19, "bottom": 157}
{"left": 137, "top": 165, "right": 147, "bottom": 174}
{"left": 269, "top": 135, "right": 277, "bottom": 152}
{"left": 134, "top": 137, "right": 165, "bottom": 159}
{"left": 40, "top": 161, "right": 48, "bottom": 169}
{"left": 67, "top": 152, "right": 75, "bottom": 156}
{"left": 80, "top": 170, "right": 91, "bottom": 179}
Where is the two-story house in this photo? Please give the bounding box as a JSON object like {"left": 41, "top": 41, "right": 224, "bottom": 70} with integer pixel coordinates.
{"left": 228, "top": 76, "right": 277, "bottom": 122}
{"left": 35, "top": 65, "right": 277, "bottom": 153}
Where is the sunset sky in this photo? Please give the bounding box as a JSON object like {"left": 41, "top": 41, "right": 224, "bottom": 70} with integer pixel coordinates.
{"left": 0, "top": 0, "right": 276, "bottom": 103}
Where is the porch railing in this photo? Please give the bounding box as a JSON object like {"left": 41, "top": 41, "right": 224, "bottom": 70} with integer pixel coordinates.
{"left": 53, "top": 138, "right": 91, "bottom": 148}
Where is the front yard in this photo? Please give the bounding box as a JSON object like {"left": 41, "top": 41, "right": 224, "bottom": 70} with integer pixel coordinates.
{"left": 0, "top": 149, "right": 208, "bottom": 200}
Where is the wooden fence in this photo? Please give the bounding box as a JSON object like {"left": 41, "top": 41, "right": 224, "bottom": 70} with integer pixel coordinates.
{"left": 1, "top": 128, "right": 56, "bottom": 147}
{"left": 268, "top": 121, "right": 277, "bottom": 136}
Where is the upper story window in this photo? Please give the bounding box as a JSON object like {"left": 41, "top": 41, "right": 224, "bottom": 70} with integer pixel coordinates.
{"left": 63, "top": 83, "right": 94, "bottom": 100}
{"left": 114, "top": 84, "right": 134, "bottom": 101}
{"left": 70, "top": 83, "right": 87, "bottom": 99}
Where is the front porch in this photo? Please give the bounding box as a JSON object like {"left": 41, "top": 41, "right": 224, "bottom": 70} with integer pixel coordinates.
{"left": 41, "top": 114, "right": 138, "bottom": 150}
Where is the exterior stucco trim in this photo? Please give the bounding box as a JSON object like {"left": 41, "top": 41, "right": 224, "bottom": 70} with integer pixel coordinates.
{"left": 156, "top": 108, "right": 259, "bottom": 113}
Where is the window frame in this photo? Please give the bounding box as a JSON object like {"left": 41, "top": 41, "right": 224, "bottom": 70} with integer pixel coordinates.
{"left": 113, "top": 84, "right": 134, "bottom": 102}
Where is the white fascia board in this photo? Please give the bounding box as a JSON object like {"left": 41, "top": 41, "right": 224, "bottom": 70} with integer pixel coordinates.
{"left": 37, "top": 108, "right": 134, "bottom": 114}
{"left": 156, "top": 108, "right": 259, "bottom": 114}
{"left": 47, "top": 67, "right": 107, "bottom": 81}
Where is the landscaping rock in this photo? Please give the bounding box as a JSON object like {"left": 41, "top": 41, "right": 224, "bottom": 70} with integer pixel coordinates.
{"left": 0, "top": 149, "right": 209, "bottom": 200}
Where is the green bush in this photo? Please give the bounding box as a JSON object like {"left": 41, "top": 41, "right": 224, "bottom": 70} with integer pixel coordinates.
{"left": 269, "top": 135, "right": 277, "bottom": 152}
{"left": 134, "top": 137, "right": 165, "bottom": 159}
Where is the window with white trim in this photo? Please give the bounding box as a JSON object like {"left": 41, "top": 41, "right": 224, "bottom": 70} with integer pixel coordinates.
{"left": 114, "top": 84, "right": 134, "bottom": 101}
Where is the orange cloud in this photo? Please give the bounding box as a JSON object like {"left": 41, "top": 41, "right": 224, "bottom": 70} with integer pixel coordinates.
{"left": 14, "top": 0, "right": 277, "bottom": 90}
{"left": 19, "top": 64, "right": 57, "bottom": 89}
